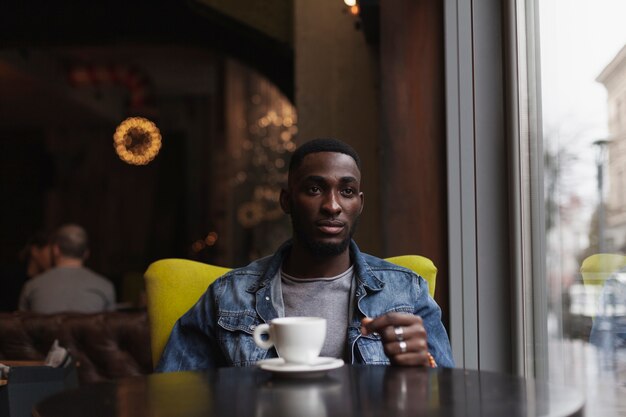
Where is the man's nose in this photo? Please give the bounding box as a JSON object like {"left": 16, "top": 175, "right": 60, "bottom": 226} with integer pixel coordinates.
{"left": 321, "top": 192, "right": 342, "bottom": 214}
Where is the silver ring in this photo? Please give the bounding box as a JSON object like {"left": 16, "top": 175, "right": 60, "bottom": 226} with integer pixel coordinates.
{"left": 398, "top": 341, "right": 407, "bottom": 353}
{"left": 394, "top": 326, "right": 405, "bottom": 342}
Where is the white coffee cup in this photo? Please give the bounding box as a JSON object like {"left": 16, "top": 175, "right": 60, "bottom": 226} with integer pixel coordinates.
{"left": 253, "top": 317, "right": 326, "bottom": 364}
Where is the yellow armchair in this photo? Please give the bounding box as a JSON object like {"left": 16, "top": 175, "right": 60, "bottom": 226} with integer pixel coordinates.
{"left": 581, "top": 253, "right": 626, "bottom": 287}
{"left": 144, "top": 255, "right": 437, "bottom": 367}
{"left": 144, "top": 259, "right": 231, "bottom": 366}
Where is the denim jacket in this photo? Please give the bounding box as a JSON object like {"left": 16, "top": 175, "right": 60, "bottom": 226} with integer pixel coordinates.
{"left": 156, "top": 240, "right": 454, "bottom": 372}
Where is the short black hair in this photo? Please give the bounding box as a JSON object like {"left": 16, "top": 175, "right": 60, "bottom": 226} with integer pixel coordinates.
{"left": 27, "top": 230, "right": 51, "bottom": 248}
{"left": 289, "top": 138, "right": 361, "bottom": 173}
{"left": 19, "top": 230, "right": 51, "bottom": 261}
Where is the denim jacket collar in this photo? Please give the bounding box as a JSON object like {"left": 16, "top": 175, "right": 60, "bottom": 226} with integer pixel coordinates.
{"left": 245, "top": 239, "right": 385, "bottom": 294}
{"left": 349, "top": 241, "right": 385, "bottom": 293}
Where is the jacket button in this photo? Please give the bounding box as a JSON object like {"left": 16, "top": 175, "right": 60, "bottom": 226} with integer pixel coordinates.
{"left": 265, "top": 296, "right": 270, "bottom": 301}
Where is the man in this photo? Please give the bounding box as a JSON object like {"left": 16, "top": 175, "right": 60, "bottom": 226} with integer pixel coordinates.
{"left": 19, "top": 224, "right": 116, "bottom": 313}
{"left": 157, "top": 138, "right": 453, "bottom": 371}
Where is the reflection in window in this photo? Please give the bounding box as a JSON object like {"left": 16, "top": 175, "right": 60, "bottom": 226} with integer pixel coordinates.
{"left": 538, "top": 0, "right": 626, "bottom": 414}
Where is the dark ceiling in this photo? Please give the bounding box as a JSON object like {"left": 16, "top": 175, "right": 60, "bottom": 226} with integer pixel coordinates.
{"left": 0, "top": 0, "right": 294, "bottom": 100}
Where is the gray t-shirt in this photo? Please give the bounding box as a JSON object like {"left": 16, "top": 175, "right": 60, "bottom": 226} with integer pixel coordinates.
{"left": 19, "top": 266, "right": 116, "bottom": 313}
{"left": 281, "top": 266, "right": 354, "bottom": 359}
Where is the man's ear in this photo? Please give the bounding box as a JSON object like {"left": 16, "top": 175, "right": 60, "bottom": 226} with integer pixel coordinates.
{"left": 279, "top": 188, "right": 291, "bottom": 214}
{"left": 359, "top": 192, "right": 365, "bottom": 215}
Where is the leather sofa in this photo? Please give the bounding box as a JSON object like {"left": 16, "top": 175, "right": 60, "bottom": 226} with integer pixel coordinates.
{"left": 0, "top": 311, "right": 152, "bottom": 383}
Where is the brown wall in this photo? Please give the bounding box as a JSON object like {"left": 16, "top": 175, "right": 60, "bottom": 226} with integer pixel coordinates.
{"left": 379, "top": 0, "right": 449, "bottom": 317}
{"left": 196, "top": 0, "right": 293, "bottom": 45}
{"left": 294, "top": 0, "right": 381, "bottom": 256}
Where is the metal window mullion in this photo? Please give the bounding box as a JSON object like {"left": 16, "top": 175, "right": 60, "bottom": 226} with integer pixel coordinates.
{"left": 445, "top": 0, "right": 480, "bottom": 369}
{"left": 505, "top": 0, "right": 548, "bottom": 379}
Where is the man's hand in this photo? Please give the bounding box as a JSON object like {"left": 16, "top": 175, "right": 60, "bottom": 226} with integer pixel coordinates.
{"left": 361, "top": 312, "right": 431, "bottom": 366}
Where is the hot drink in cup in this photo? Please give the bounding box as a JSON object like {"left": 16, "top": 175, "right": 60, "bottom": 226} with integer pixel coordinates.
{"left": 253, "top": 317, "right": 326, "bottom": 365}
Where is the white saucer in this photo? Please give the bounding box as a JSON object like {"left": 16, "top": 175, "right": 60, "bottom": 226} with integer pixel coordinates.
{"left": 257, "top": 357, "right": 344, "bottom": 378}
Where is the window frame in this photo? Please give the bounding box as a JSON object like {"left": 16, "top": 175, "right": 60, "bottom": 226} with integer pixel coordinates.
{"left": 444, "top": 0, "right": 548, "bottom": 377}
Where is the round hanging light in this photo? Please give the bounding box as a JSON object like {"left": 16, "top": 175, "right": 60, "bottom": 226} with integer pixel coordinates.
{"left": 113, "top": 117, "right": 162, "bottom": 165}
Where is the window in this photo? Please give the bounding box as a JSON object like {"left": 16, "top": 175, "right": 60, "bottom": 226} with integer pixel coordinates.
{"left": 445, "top": 9, "right": 625, "bottom": 410}
{"left": 532, "top": 0, "right": 626, "bottom": 414}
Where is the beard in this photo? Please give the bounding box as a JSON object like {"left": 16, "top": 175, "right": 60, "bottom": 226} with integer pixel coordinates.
{"left": 291, "top": 213, "right": 358, "bottom": 257}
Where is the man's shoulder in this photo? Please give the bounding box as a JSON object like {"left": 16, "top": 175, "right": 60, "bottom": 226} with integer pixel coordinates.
{"left": 358, "top": 252, "right": 415, "bottom": 275}
{"left": 21, "top": 268, "right": 69, "bottom": 295}
{"left": 26, "top": 268, "right": 60, "bottom": 286}
{"left": 68, "top": 267, "right": 114, "bottom": 289}
{"left": 350, "top": 241, "right": 417, "bottom": 277}
{"left": 213, "top": 255, "right": 273, "bottom": 285}
{"left": 355, "top": 252, "right": 424, "bottom": 293}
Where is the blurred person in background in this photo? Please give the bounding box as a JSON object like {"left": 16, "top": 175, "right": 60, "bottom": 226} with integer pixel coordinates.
{"left": 19, "top": 223, "right": 116, "bottom": 313}
{"left": 0, "top": 230, "right": 52, "bottom": 311}
{"left": 24, "top": 230, "right": 53, "bottom": 279}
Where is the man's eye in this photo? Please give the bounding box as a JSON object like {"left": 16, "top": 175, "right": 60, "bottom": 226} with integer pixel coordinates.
{"left": 342, "top": 189, "right": 355, "bottom": 196}
{"left": 308, "top": 186, "right": 321, "bottom": 194}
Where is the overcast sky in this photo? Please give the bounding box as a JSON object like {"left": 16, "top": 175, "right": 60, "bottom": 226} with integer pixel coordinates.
{"left": 540, "top": 0, "right": 626, "bottom": 209}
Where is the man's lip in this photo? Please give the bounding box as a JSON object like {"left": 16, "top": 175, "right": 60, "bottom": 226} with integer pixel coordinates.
{"left": 316, "top": 220, "right": 345, "bottom": 235}
{"left": 317, "top": 220, "right": 345, "bottom": 227}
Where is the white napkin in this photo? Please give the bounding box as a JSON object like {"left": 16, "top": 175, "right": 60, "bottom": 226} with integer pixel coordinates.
{"left": 0, "top": 363, "right": 9, "bottom": 379}
{"left": 44, "top": 339, "right": 71, "bottom": 368}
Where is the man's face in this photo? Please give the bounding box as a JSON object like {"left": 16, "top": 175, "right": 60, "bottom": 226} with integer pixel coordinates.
{"left": 280, "top": 152, "right": 364, "bottom": 256}
{"left": 30, "top": 244, "right": 52, "bottom": 272}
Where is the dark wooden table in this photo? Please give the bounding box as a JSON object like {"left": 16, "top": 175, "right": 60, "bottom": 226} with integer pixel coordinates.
{"left": 33, "top": 366, "right": 584, "bottom": 417}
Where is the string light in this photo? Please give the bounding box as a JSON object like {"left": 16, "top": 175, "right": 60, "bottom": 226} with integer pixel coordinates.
{"left": 205, "top": 232, "right": 218, "bottom": 246}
